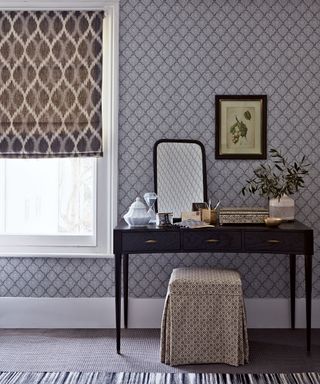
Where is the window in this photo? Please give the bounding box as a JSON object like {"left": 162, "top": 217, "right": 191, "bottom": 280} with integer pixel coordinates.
{"left": 0, "top": 158, "right": 96, "bottom": 240}
{"left": 0, "top": 1, "right": 119, "bottom": 257}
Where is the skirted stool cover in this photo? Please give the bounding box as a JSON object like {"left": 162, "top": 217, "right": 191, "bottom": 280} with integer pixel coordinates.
{"left": 160, "top": 268, "right": 249, "bottom": 366}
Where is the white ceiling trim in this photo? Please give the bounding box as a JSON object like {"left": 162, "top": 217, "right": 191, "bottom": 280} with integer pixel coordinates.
{"left": 0, "top": 0, "right": 119, "bottom": 11}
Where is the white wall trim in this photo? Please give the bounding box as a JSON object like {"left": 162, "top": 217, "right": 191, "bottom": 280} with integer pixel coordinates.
{"left": 0, "top": 252, "right": 114, "bottom": 258}
{"left": 0, "top": 297, "right": 319, "bottom": 329}
{"left": 0, "top": 0, "right": 120, "bottom": 11}
{"left": 102, "top": 1, "right": 119, "bottom": 254}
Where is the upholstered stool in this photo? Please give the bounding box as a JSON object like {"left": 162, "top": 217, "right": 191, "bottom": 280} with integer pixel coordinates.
{"left": 160, "top": 267, "right": 249, "bottom": 366}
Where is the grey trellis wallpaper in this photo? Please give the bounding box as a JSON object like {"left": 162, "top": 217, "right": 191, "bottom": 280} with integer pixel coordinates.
{"left": 1, "top": 0, "right": 320, "bottom": 299}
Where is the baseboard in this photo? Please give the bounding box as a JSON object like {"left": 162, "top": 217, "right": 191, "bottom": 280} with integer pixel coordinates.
{"left": 0, "top": 297, "right": 319, "bottom": 328}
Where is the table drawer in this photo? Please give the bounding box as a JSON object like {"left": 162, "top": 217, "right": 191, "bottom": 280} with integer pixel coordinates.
{"left": 122, "top": 231, "right": 180, "bottom": 253}
{"left": 244, "top": 232, "right": 305, "bottom": 253}
{"left": 182, "top": 230, "right": 241, "bottom": 251}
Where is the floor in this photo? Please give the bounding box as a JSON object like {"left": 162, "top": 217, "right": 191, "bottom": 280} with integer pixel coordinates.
{"left": 0, "top": 329, "right": 319, "bottom": 373}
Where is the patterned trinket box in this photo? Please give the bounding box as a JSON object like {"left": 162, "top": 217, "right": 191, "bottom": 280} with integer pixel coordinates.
{"left": 219, "top": 207, "right": 269, "bottom": 225}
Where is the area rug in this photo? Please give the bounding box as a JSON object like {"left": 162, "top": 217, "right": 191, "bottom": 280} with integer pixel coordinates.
{"left": 0, "top": 372, "right": 319, "bottom": 384}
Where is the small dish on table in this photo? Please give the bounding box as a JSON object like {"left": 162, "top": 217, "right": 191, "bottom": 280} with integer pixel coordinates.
{"left": 264, "top": 217, "right": 282, "bottom": 227}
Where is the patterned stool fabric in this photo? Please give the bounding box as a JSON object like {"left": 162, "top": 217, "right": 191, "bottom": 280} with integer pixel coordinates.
{"left": 160, "top": 268, "right": 249, "bottom": 366}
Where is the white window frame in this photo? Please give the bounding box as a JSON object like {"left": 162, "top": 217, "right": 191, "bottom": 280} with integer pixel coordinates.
{"left": 0, "top": 0, "right": 119, "bottom": 258}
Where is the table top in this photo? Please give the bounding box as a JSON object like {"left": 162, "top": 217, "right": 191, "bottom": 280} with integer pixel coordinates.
{"left": 114, "top": 219, "right": 312, "bottom": 233}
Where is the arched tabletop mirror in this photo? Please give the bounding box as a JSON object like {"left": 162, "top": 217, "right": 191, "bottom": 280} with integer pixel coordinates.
{"left": 154, "top": 139, "right": 208, "bottom": 219}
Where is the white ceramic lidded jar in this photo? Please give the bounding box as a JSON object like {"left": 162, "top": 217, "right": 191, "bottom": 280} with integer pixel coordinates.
{"left": 124, "top": 197, "right": 151, "bottom": 227}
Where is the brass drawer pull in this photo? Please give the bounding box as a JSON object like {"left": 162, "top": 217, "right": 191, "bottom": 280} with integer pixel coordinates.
{"left": 145, "top": 239, "right": 157, "bottom": 244}
{"left": 267, "top": 239, "right": 281, "bottom": 244}
{"left": 206, "top": 239, "right": 219, "bottom": 243}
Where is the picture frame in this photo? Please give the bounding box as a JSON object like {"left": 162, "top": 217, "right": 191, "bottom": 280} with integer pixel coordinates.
{"left": 192, "top": 202, "right": 208, "bottom": 211}
{"left": 215, "top": 95, "right": 267, "bottom": 159}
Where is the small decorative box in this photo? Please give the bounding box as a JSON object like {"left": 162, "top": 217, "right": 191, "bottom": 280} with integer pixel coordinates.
{"left": 219, "top": 207, "right": 268, "bottom": 225}
{"left": 201, "top": 208, "right": 218, "bottom": 225}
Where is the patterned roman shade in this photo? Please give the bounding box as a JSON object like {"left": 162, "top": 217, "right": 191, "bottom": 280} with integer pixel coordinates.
{"left": 0, "top": 11, "right": 103, "bottom": 158}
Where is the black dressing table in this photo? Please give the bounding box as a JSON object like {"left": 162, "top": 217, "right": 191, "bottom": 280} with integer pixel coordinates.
{"left": 113, "top": 219, "right": 313, "bottom": 353}
{"left": 114, "top": 140, "right": 314, "bottom": 354}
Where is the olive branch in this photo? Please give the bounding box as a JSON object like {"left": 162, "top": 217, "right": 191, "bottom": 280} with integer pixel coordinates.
{"left": 241, "top": 149, "right": 310, "bottom": 200}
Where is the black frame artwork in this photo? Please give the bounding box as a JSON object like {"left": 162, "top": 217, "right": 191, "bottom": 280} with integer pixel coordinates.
{"left": 215, "top": 95, "right": 267, "bottom": 160}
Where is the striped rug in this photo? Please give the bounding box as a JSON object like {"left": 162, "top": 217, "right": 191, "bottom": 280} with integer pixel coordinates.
{"left": 0, "top": 372, "right": 319, "bottom": 384}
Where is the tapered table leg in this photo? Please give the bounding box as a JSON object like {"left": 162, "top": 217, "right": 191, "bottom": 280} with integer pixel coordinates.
{"left": 123, "top": 253, "right": 129, "bottom": 329}
{"left": 115, "top": 253, "right": 122, "bottom": 354}
{"left": 289, "top": 254, "right": 296, "bottom": 329}
{"left": 305, "top": 254, "right": 312, "bottom": 352}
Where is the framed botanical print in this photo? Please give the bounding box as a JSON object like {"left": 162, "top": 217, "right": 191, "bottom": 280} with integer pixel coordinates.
{"left": 215, "top": 95, "right": 267, "bottom": 159}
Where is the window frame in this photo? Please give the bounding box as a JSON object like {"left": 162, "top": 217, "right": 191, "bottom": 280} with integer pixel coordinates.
{"left": 0, "top": 0, "right": 119, "bottom": 258}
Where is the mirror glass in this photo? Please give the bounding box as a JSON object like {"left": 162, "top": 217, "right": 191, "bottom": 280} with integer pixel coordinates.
{"left": 154, "top": 140, "right": 207, "bottom": 219}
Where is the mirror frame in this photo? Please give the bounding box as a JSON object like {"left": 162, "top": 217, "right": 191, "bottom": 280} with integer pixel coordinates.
{"left": 153, "top": 139, "right": 208, "bottom": 215}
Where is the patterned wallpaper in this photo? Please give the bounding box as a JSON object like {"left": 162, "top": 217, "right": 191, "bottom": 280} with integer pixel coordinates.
{"left": 1, "top": 0, "right": 320, "bottom": 299}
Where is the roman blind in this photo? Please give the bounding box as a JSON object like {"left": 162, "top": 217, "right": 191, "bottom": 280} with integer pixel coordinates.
{"left": 0, "top": 11, "right": 103, "bottom": 158}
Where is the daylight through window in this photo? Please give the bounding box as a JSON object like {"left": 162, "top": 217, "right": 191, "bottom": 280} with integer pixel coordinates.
{"left": 0, "top": 158, "right": 96, "bottom": 236}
